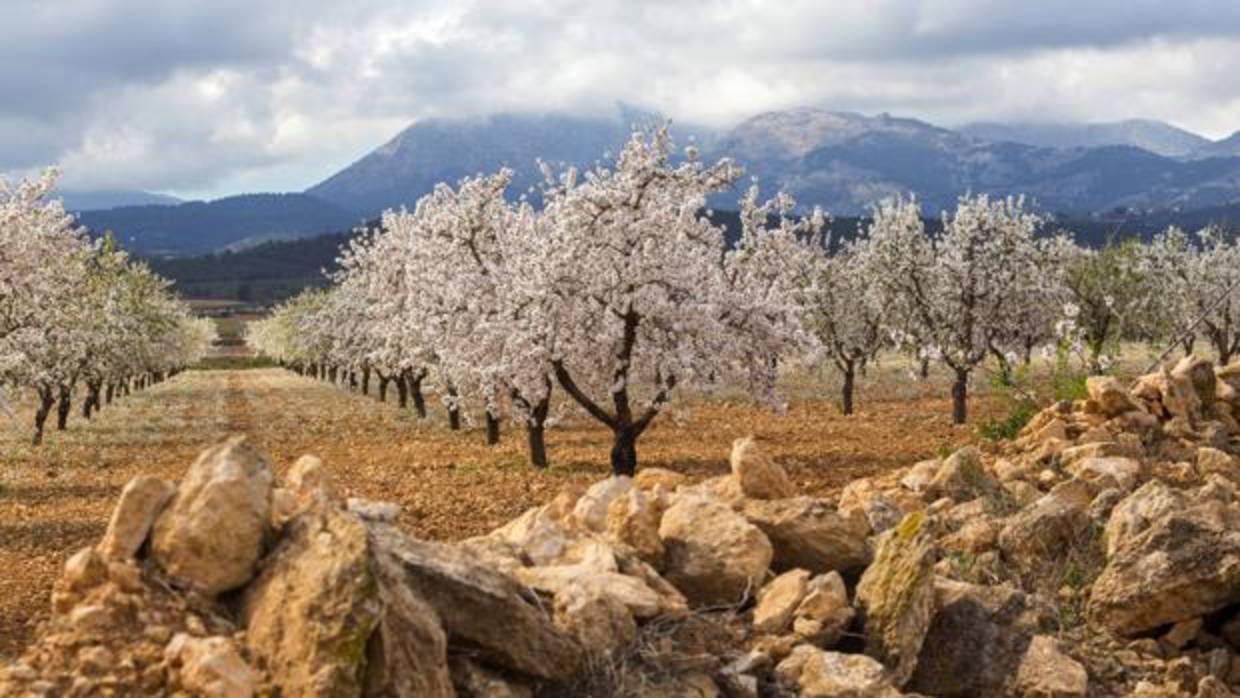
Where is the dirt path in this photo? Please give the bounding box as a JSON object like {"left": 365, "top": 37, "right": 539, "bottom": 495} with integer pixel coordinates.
{"left": 0, "top": 367, "right": 993, "bottom": 658}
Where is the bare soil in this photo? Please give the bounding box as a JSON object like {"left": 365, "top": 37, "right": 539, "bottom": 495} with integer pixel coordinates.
{"left": 0, "top": 365, "right": 1008, "bottom": 658}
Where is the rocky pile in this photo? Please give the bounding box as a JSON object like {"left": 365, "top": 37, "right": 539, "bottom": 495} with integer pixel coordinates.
{"left": 3, "top": 358, "right": 1240, "bottom": 697}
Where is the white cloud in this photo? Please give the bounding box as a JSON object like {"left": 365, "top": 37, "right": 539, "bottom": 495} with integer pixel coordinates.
{"left": 0, "top": 0, "right": 1237, "bottom": 197}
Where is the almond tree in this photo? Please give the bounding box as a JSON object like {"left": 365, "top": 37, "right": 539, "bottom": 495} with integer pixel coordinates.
{"left": 536, "top": 127, "right": 801, "bottom": 475}
{"left": 869, "top": 194, "right": 1044, "bottom": 423}
{"left": 1144, "top": 226, "right": 1240, "bottom": 364}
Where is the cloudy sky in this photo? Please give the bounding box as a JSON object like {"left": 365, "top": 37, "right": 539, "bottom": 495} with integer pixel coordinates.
{"left": 3, "top": 0, "right": 1239, "bottom": 199}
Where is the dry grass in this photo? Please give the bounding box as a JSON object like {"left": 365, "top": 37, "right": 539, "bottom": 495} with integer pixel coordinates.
{"left": 3, "top": 344, "right": 1186, "bottom": 659}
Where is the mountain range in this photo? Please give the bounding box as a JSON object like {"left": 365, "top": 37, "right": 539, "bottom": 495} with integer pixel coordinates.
{"left": 70, "top": 107, "right": 1240, "bottom": 255}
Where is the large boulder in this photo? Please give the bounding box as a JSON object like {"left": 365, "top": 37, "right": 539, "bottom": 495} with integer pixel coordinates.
{"left": 908, "top": 579, "right": 1037, "bottom": 697}
{"left": 368, "top": 523, "right": 585, "bottom": 682}
{"left": 731, "top": 436, "right": 794, "bottom": 500}
{"left": 998, "top": 479, "right": 1093, "bottom": 568}
{"left": 150, "top": 435, "right": 273, "bottom": 595}
{"left": 741, "top": 496, "right": 870, "bottom": 575}
{"left": 241, "top": 506, "right": 386, "bottom": 697}
{"left": 775, "top": 645, "right": 901, "bottom": 698}
{"left": 1103, "top": 480, "right": 1187, "bottom": 558}
{"left": 1088, "top": 491, "right": 1240, "bottom": 636}
{"left": 99, "top": 475, "right": 175, "bottom": 560}
{"left": 855, "top": 511, "right": 937, "bottom": 687}
{"left": 659, "top": 496, "right": 773, "bottom": 606}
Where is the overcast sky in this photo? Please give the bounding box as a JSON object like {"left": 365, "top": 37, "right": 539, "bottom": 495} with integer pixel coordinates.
{"left": 2, "top": 0, "right": 1239, "bottom": 199}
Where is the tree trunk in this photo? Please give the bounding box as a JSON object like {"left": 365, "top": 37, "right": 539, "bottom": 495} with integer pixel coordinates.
{"left": 378, "top": 376, "right": 389, "bottom": 402}
{"left": 56, "top": 385, "right": 72, "bottom": 431}
{"left": 485, "top": 412, "right": 500, "bottom": 446}
{"left": 841, "top": 362, "right": 856, "bottom": 416}
{"left": 410, "top": 375, "right": 427, "bottom": 419}
{"left": 524, "top": 394, "right": 551, "bottom": 468}
{"left": 527, "top": 421, "right": 548, "bottom": 468}
{"left": 105, "top": 383, "right": 114, "bottom": 405}
{"left": 951, "top": 367, "right": 969, "bottom": 425}
{"left": 362, "top": 366, "right": 371, "bottom": 395}
{"left": 348, "top": 371, "right": 358, "bottom": 391}
{"left": 919, "top": 356, "right": 930, "bottom": 380}
{"left": 610, "top": 427, "right": 638, "bottom": 477}
{"left": 32, "top": 390, "right": 55, "bottom": 445}
{"left": 396, "top": 374, "right": 409, "bottom": 408}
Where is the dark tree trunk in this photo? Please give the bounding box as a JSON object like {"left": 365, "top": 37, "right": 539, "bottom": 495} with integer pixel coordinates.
{"left": 348, "top": 371, "right": 358, "bottom": 391}
{"left": 32, "top": 390, "right": 55, "bottom": 445}
{"left": 919, "top": 356, "right": 931, "bottom": 380}
{"left": 526, "top": 396, "right": 550, "bottom": 468}
{"left": 56, "top": 385, "right": 72, "bottom": 431}
{"left": 362, "top": 366, "right": 371, "bottom": 395}
{"left": 1182, "top": 336, "right": 1196, "bottom": 357}
{"left": 841, "top": 362, "right": 856, "bottom": 416}
{"left": 410, "top": 375, "right": 427, "bottom": 419}
{"left": 105, "top": 383, "right": 114, "bottom": 405}
{"left": 485, "top": 412, "right": 500, "bottom": 446}
{"left": 396, "top": 373, "right": 409, "bottom": 408}
{"left": 951, "top": 367, "right": 969, "bottom": 425}
{"left": 378, "top": 376, "right": 389, "bottom": 402}
{"left": 610, "top": 427, "right": 638, "bottom": 477}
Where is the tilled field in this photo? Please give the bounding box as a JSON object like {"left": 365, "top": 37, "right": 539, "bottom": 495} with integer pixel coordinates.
{"left": 0, "top": 367, "right": 998, "bottom": 658}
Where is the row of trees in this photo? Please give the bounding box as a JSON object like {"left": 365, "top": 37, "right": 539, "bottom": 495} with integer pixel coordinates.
{"left": 248, "top": 127, "right": 1240, "bottom": 474}
{"left": 0, "top": 170, "right": 217, "bottom": 444}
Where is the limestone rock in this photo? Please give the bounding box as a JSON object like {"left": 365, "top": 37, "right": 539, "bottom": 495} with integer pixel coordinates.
{"left": 572, "top": 476, "right": 634, "bottom": 533}
{"left": 99, "top": 476, "right": 174, "bottom": 560}
{"left": 488, "top": 504, "right": 572, "bottom": 566}
{"left": 1013, "top": 635, "right": 1088, "bottom": 698}
{"left": 165, "top": 634, "right": 257, "bottom": 698}
{"left": 855, "top": 511, "right": 937, "bottom": 687}
{"left": 605, "top": 486, "right": 665, "bottom": 566}
{"left": 1070, "top": 456, "right": 1142, "bottom": 492}
{"left": 791, "top": 571, "right": 854, "bottom": 646}
{"left": 1198, "top": 447, "right": 1238, "bottom": 482}
{"left": 366, "top": 539, "right": 456, "bottom": 697}
{"left": 660, "top": 496, "right": 773, "bottom": 606}
{"left": 839, "top": 479, "right": 909, "bottom": 535}
{"left": 367, "top": 522, "right": 584, "bottom": 681}
{"left": 1087, "top": 375, "right": 1140, "bottom": 417}
{"left": 731, "top": 436, "right": 794, "bottom": 500}
{"left": 999, "top": 480, "right": 1092, "bottom": 568}
{"left": 752, "top": 569, "right": 811, "bottom": 634}
{"left": 775, "top": 645, "right": 901, "bottom": 698}
{"left": 909, "top": 578, "right": 1035, "bottom": 697}
{"left": 635, "top": 467, "right": 687, "bottom": 491}
{"left": 926, "top": 447, "right": 998, "bottom": 502}
{"left": 151, "top": 435, "right": 273, "bottom": 595}
{"left": 742, "top": 496, "right": 869, "bottom": 575}
{"left": 346, "top": 497, "right": 402, "bottom": 523}
{"left": 552, "top": 583, "right": 637, "bottom": 655}
{"left": 241, "top": 506, "right": 385, "bottom": 697}
{"left": 449, "top": 658, "right": 532, "bottom": 698}
{"left": 1104, "top": 480, "right": 1187, "bottom": 558}
{"left": 900, "top": 459, "right": 940, "bottom": 493}
{"left": 1089, "top": 492, "right": 1240, "bottom": 636}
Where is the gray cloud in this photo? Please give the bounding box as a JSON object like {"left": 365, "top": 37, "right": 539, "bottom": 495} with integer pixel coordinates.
{"left": 1, "top": 0, "right": 1237, "bottom": 197}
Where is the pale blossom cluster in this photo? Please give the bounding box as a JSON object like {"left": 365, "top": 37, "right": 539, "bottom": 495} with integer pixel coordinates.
{"left": 0, "top": 169, "right": 215, "bottom": 444}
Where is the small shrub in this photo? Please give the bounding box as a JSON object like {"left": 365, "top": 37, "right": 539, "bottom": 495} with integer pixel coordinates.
{"left": 978, "top": 401, "right": 1037, "bottom": 441}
